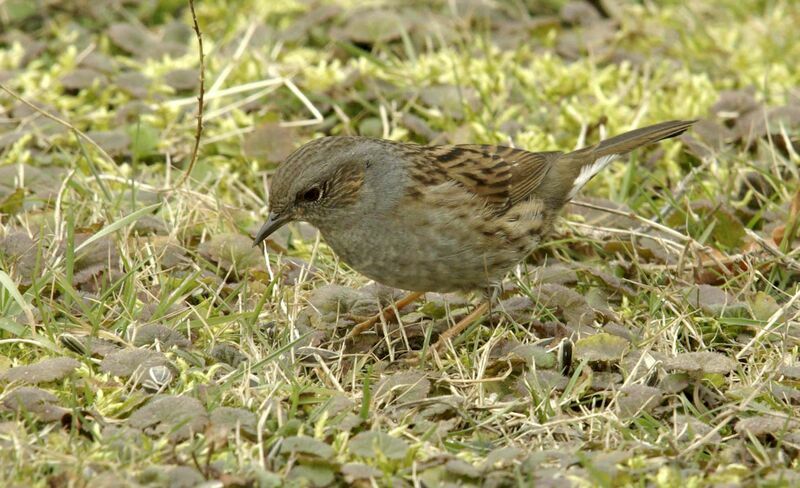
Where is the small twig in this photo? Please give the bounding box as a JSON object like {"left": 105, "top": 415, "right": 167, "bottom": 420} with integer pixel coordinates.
{"left": 173, "top": 0, "right": 205, "bottom": 189}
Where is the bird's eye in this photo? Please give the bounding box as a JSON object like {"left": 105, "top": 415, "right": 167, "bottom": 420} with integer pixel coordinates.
{"left": 301, "top": 186, "right": 322, "bottom": 203}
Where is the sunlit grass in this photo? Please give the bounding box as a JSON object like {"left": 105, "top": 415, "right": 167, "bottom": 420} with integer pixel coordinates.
{"left": 0, "top": 0, "right": 799, "bottom": 485}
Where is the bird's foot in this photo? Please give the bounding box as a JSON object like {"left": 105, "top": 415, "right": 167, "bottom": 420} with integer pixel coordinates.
{"left": 345, "top": 291, "right": 425, "bottom": 340}
{"left": 398, "top": 301, "right": 492, "bottom": 365}
{"left": 432, "top": 301, "right": 490, "bottom": 351}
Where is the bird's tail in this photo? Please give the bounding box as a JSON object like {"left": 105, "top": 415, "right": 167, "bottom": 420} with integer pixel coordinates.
{"left": 560, "top": 119, "right": 696, "bottom": 200}
{"left": 590, "top": 119, "right": 696, "bottom": 158}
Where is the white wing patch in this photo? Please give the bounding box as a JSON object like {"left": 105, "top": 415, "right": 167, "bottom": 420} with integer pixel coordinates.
{"left": 567, "top": 154, "right": 618, "bottom": 200}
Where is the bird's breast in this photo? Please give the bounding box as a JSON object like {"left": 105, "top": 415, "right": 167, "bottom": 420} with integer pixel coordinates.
{"left": 316, "top": 187, "right": 547, "bottom": 292}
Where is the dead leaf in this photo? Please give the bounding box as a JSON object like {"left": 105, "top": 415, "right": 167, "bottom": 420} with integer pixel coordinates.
{"left": 114, "top": 100, "right": 154, "bottom": 124}
{"left": 210, "top": 343, "right": 246, "bottom": 368}
{"left": 0, "top": 164, "right": 66, "bottom": 206}
{"left": 735, "top": 415, "right": 799, "bottom": 438}
{"left": 107, "top": 23, "right": 185, "bottom": 60}
{"left": 445, "top": 458, "right": 481, "bottom": 478}
{"left": 673, "top": 414, "right": 720, "bottom": 443}
{"left": 280, "top": 256, "right": 320, "bottom": 286}
{"left": 288, "top": 463, "right": 336, "bottom": 488}
{"left": 1, "top": 386, "right": 68, "bottom": 422}
{"left": 100, "top": 424, "right": 149, "bottom": 458}
{"left": 737, "top": 105, "right": 800, "bottom": 147}
{"left": 198, "top": 233, "right": 265, "bottom": 278}
{"left": 374, "top": 370, "right": 430, "bottom": 406}
{"left": 0, "top": 357, "right": 80, "bottom": 384}
{"left": 530, "top": 264, "right": 579, "bottom": 286}
{"left": 502, "top": 284, "right": 596, "bottom": 328}
{"left": 132, "top": 215, "right": 169, "bottom": 236}
{"left": 79, "top": 52, "right": 116, "bottom": 74}
{"left": 489, "top": 340, "right": 556, "bottom": 371}
{"left": 209, "top": 407, "right": 258, "bottom": 440}
{"left": 589, "top": 371, "right": 622, "bottom": 391}
{"left": 130, "top": 324, "right": 190, "bottom": 349}
{"left": 556, "top": 20, "right": 618, "bottom": 61}
{"left": 298, "top": 284, "right": 380, "bottom": 330}
{"left": 0, "top": 231, "right": 40, "bottom": 286}
{"left": 349, "top": 431, "right": 408, "bottom": 460}
{"left": 113, "top": 71, "right": 151, "bottom": 99}
{"left": 242, "top": 123, "right": 298, "bottom": 163}
{"left": 336, "top": 9, "right": 406, "bottom": 45}
{"left": 108, "top": 23, "right": 157, "bottom": 55}
{"left": 60, "top": 68, "right": 106, "bottom": 93}
{"left": 660, "top": 373, "right": 690, "bottom": 394}
{"left": 128, "top": 395, "right": 208, "bottom": 442}
{"left": 662, "top": 351, "right": 736, "bottom": 375}
{"left": 67, "top": 233, "right": 121, "bottom": 292}
{"left": 163, "top": 69, "right": 198, "bottom": 92}
{"left": 341, "top": 463, "right": 381, "bottom": 482}
{"left": 138, "top": 465, "right": 204, "bottom": 487}
{"left": 683, "top": 284, "right": 739, "bottom": 314}
{"left": 575, "top": 333, "right": 629, "bottom": 362}
{"left": 583, "top": 451, "right": 636, "bottom": 481}
{"left": 769, "top": 383, "right": 800, "bottom": 405}
{"left": 281, "top": 5, "right": 342, "bottom": 43}
{"left": 482, "top": 446, "right": 525, "bottom": 470}
{"left": 779, "top": 364, "right": 800, "bottom": 380}
{"left": 522, "top": 369, "right": 570, "bottom": 393}
{"left": 60, "top": 335, "right": 121, "bottom": 358}
{"left": 681, "top": 118, "right": 733, "bottom": 158}
{"left": 689, "top": 200, "right": 746, "bottom": 251}
{"left": 617, "top": 384, "right": 663, "bottom": 417}
{"left": 99, "top": 349, "right": 174, "bottom": 383}
{"left": 136, "top": 236, "right": 187, "bottom": 267}
{"left": 537, "top": 284, "right": 595, "bottom": 328}
{"left": 2, "top": 32, "right": 46, "bottom": 67}
{"left": 322, "top": 393, "right": 356, "bottom": 419}
{"left": 402, "top": 112, "right": 439, "bottom": 140}
{"left": 281, "top": 436, "right": 336, "bottom": 458}
{"left": 86, "top": 130, "right": 131, "bottom": 157}
{"left": 710, "top": 89, "right": 761, "bottom": 121}
{"left": 0, "top": 132, "right": 25, "bottom": 151}
{"left": 749, "top": 291, "right": 781, "bottom": 321}
{"left": 560, "top": 1, "right": 602, "bottom": 25}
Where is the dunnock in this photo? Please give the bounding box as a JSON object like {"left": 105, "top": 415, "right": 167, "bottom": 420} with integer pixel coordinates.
{"left": 254, "top": 120, "right": 695, "bottom": 347}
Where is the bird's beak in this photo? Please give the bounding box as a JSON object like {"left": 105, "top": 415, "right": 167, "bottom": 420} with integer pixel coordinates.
{"left": 253, "top": 211, "right": 291, "bottom": 247}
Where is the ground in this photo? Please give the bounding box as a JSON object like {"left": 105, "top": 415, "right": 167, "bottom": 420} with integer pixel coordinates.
{"left": 1, "top": 0, "right": 800, "bottom": 486}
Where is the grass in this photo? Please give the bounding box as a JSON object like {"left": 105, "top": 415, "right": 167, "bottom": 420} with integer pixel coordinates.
{"left": 1, "top": 0, "right": 800, "bottom": 486}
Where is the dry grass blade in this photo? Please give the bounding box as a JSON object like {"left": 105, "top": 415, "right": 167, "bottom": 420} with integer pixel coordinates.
{"left": 0, "top": 270, "right": 36, "bottom": 329}
{"left": 0, "top": 83, "right": 116, "bottom": 168}
{"left": 0, "top": 1, "right": 798, "bottom": 485}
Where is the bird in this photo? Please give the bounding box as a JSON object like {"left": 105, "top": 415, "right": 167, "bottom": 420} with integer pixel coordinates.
{"left": 254, "top": 119, "right": 696, "bottom": 349}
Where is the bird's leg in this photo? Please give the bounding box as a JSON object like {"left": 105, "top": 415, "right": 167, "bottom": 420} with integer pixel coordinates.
{"left": 432, "top": 301, "right": 491, "bottom": 351}
{"left": 432, "top": 284, "right": 501, "bottom": 351}
{"left": 346, "top": 291, "right": 425, "bottom": 339}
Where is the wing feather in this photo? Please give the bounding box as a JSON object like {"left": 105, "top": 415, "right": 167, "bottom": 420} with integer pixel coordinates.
{"left": 409, "top": 144, "right": 561, "bottom": 214}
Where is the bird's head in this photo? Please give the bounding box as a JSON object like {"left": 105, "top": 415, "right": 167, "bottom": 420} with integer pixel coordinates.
{"left": 253, "top": 136, "right": 389, "bottom": 246}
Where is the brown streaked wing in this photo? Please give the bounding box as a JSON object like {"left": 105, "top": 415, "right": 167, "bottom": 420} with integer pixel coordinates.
{"left": 412, "top": 144, "right": 561, "bottom": 214}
